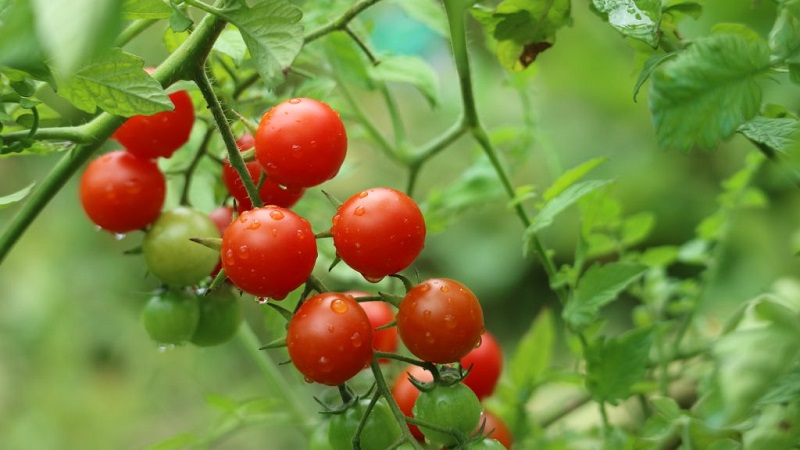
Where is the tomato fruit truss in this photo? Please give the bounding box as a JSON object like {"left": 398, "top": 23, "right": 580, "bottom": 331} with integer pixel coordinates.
{"left": 222, "top": 133, "right": 305, "bottom": 211}
{"left": 331, "top": 187, "right": 426, "bottom": 282}
{"left": 328, "top": 398, "right": 402, "bottom": 450}
{"left": 391, "top": 364, "right": 433, "bottom": 440}
{"left": 141, "top": 288, "right": 199, "bottom": 345}
{"left": 413, "top": 382, "right": 482, "bottom": 446}
{"left": 286, "top": 293, "right": 373, "bottom": 386}
{"left": 113, "top": 82, "right": 195, "bottom": 159}
{"left": 397, "top": 278, "right": 485, "bottom": 363}
{"left": 255, "top": 98, "right": 347, "bottom": 189}
{"left": 79, "top": 150, "right": 166, "bottom": 233}
{"left": 220, "top": 206, "right": 317, "bottom": 299}
{"left": 142, "top": 207, "right": 220, "bottom": 286}
{"left": 461, "top": 331, "right": 503, "bottom": 400}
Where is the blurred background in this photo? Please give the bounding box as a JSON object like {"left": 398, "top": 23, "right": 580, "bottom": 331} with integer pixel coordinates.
{"left": 1, "top": 1, "right": 800, "bottom": 448}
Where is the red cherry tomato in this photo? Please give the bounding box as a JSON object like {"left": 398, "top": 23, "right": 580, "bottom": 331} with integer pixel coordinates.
{"left": 397, "top": 278, "right": 484, "bottom": 364}
{"left": 461, "top": 331, "right": 503, "bottom": 400}
{"left": 222, "top": 134, "right": 305, "bottom": 211}
{"left": 346, "top": 291, "right": 398, "bottom": 358}
{"left": 208, "top": 206, "right": 234, "bottom": 277}
{"left": 286, "top": 293, "right": 373, "bottom": 385}
{"left": 79, "top": 150, "right": 166, "bottom": 233}
{"left": 113, "top": 78, "right": 194, "bottom": 159}
{"left": 476, "top": 410, "right": 513, "bottom": 449}
{"left": 220, "top": 206, "right": 317, "bottom": 299}
{"left": 254, "top": 98, "right": 347, "bottom": 189}
{"left": 331, "top": 187, "right": 426, "bottom": 282}
{"left": 391, "top": 364, "right": 433, "bottom": 441}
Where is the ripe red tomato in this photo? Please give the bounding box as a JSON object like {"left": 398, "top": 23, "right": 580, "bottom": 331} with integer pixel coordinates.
{"left": 286, "top": 293, "right": 373, "bottom": 385}
{"left": 222, "top": 134, "right": 305, "bottom": 210}
{"left": 79, "top": 150, "right": 166, "bottom": 233}
{"left": 397, "top": 278, "right": 484, "bottom": 364}
{"left": 220, "top": 206, "right": 317, "bottom": 299}
{"left": 113, "top": 86, "right": 194, "bottom": 159}
{"left": 391, "top": 364, "right": 433, "bottom": 441}
{"left": 476, "top": 410, "right": 513, "bottom": 449}
{"left": 461, "top": 331, "right": 503, "bottom": 400}
{"left": 254, "top": 98, "right": 347, "bottom": 189}
{"left": 331, "top": 187, "right": 426, "bottom": 282}
{"left": 346, "top": 291, "right": 398, "bottom": 357}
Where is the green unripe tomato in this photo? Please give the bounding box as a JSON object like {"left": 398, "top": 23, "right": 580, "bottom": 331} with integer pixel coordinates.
{"left": 329, "top": 398, "right": 402, "bottom": 450}
{"left": 469, "top": 438, "right": 507, "bottom": 449}
{"left": 141, "top": 289, "right": 199, "bottom": 345}
{"left": 190, "top": 286, "right": 243, "bottom": 347}
{"left": 413, "top": 383, "right": 481, "bottom": 446}
{"left": 143, "top": 207, "right": 220, "bottom": 286}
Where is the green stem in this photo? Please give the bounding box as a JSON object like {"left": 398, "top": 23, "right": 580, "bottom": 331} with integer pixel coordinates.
{"left": 406, "top": 120, "right": 467, "bottom": 196}
{"left": 337, "top": 78, "right": 396, "bottom": 161}
{"left": 115, "top": 19, "right": 159, "bottom": 47}
{"left": 369, "top": 360, "right": 425, "bottom": 450}
{"left": 1, "top": 126, "right": 94, "bottom": 145}
{"left": 304, "top": 0, "right": 385, "bottom": 44}
{"left": 237, "top": 321, "right": 312, "bottom": 431}
{"left": 0, "top": 2, "right": 232, "bottom": 265}
{"left": 180, "top": 126, "right": 216, "bottom": 206}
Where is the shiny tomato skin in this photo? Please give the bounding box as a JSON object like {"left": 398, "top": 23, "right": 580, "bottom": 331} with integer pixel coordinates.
{"left": 79, "top": 150, "right": 166, "bottom": 233}
{"left": 254, "top": 98, "right": 347, "bottom": 189}
{"left": 346, "top": 291, "right": 398, "bottom": 356}
{"left": 220, "top": 206, "right": 317, "bottom": 299}
{"left": 331, "top": 187, "right": 426, "bottom": 282}
{"left": 113, "top": 90, "right": 195, "bottom": 159}
{"left": 286, "top": 293, "right": 373, "bottom": 386}
{"left": 461, "top": 331, "right": 503, "bottom": 400}
{"left": 476, "top": 410, "right": 513, "bottom": 449}
{"left": 391, "top": 364, "right": 433, "bottom": 441}
{"left": 413, "top": 382, "right": 481, "bottom": 446}
{"left": 397, "top": 278, "right": 484, "bottom": 364}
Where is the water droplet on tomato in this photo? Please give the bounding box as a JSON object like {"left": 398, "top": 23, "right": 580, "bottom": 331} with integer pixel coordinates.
{"left": 327, "top": 323, "right": 335, "bottom": 333}
{"left": 423, "top": 310, "right": 432, "bottom": 319}
{"left": 351, "top": 332, "right": 363, "bottom": 347}
{"left": 474, "top": 335, "right": 483, "bottom": 348}
{"left": 94, "top": 225, "right": 103, "bottom": 232}
{"left": 247, "top": 219, "right": 261, "bottom": 230}
{"left": 297, "top": 230, "right": 305, "bottom": 240}
{"left": 424, "top": 332, "right": 435, "bottom": 344}
{"left": 440, "top": 285, "right": 450, "bottom": 293}
{"left": 304, "top": 376, "right": 314, "bottom": 384}
{"left": 291, "top": 144, "right": 301, "bottom": 152}
{"left": 319, "top": 356, "right": 332, "bottom": 372}
{"left": 332, "top": 214, "right": 340, "bottom": 226}
{"left": 224, "top": 249, "right": 236, "bottom": 266}
{"left": 363, "top": 275, "right": 384, "bottom": 283}
{"left": 269, "top": 210, "right": 284, "bottom": 220}
{"left": 237, "top": 244, "right": 249, "bottom": 259}
{"left": 271, "top": 229, "right": 278, "bottom": 237}
{"left": 358, "top": 191, "right": 369, "bottom": 198}
{"left": 238, "top": 215, "right": 248, "bottom": 224}
{"left": 288, "top": 98, "right": 301, "bottom": 104}
{"left": 256, "top": 297, "right": 269, "bottom": 304}
{"left": 330, "top": 298, "right": 349, "bottom": 314}
{"left": 114, "top": 232, "right": 126, "bottom": 241}
{"left": 420, "top": 284, "right": 431, "bottom": 292}
{"left": 354, "top": 206, "right": 366, "bottom": 216}
{"left": 444, "top": 314, "right": 456, "bottom": 329}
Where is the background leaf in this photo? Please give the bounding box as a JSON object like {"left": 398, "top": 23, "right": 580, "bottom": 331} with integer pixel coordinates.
{"left": 563, "top": 262, "right": 648, "bottom": 330}
{"left": 592, "top": 0, "right": 661, "bottom": 47}
{"left": 370, "top": 55, "right": 440, "bottom": 107}
{"left": 0, "top": 183, "right": 34, "bottom": 209}
{"left": 586, "top": 327, "right": 653, "bottom": 404}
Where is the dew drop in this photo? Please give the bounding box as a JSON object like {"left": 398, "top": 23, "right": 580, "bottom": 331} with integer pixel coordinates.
{"left": 354, "top": 206, "right": 366, "bottom": 216}
{"left": 224, "top": 249, "right": 236, "bottom": 266}
{"left": 271, "top": 229, "right": 278, "bottom": 237}
{"left": 327, "top": 323, "right": 336, "bottom": 333}
{"left": 420, "top": 284, "right": 431, "bottom": 292}
{"left": 363, "top": 275, "right": 384, "bottom": 283}
{"left": 304, "top": 376, "right": 314, "bottom": 384}
{"left": 319, "top": 356, "right": 332, "bottom": 372}
{"left": 256, "top": 297, "right": 269, "bottom": 304}
{"left": 424, "top": 331, "right": 435, "bottom": 344}
{"left": 291, "top": 144, "right": 301, "bottom": 152}
{"left": 358, "top": 191, "right": 369, "bottom": 198}
{"left": 440, "top": 285, "right": 450, "bottom": 293}
{"left": 423, "top": 310, "right": 432, "bottom": 319}
{"left": 270, "top": 210, "right": 284, "bottom": 220}
{"left": 297, "top": 230, "right": 305, "bottom": 240}
{"left": 237, "top": 244, "right": 249, "bottom": 259}
{"left": 474, "top": 335, "right": 483, "bottom": 348}
{"left": 332, "top": 214, "right": 341, "bottom": 226}
{"left": 114, "top": 232, "right": 127, "bottom": 241}
{"left": 288, "top": 98, "right": 301, "bottom": 104}
{"left": 94, "top": 225, "right": 103, "bottom": 232}
{"left": 157, "top": 344, "right": 175, "bottom": 353}
{"left": 351, "top": 332, "right": 363, "bottom": 348}
{"left": 238, "top": 215, "right": 248, "bottom": 224}
{"left": 330, "top": 298, "right": 349, "bottom": 314}
{"left": 246, "top": 219, "right": 261, "bottom": 230}
{"left": 444, "top": 314, "right": 456, "bottom": 329}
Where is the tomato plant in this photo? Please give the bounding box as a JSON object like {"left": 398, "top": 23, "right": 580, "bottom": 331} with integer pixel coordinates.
{"left": 141, "top": 288, "right": 199, "bottom": 345}
{"left": 79, "top": 150, "right": 166, "bottom": 233}
{"left": 142, "top": 207, "right": 220, "bottom": 286}
{"left": 220, "top": 206, "right": 317, "bottom": 299}
{"left": 286, "top": 293, "right": 373, "bottom": 386}
{"left": 328, "top": 398, "right": 402, "bottom": 450}
{"left": 413, "top": 382, "right": 482, "bottom": 446}
{"left": 254, "top": 98, "right": 347, "bottom": 189}
{"left": 461, "top": 331, "right": 503, "bottom": 400}
{"left": 397, "top": 278, "right": 485, "bottom": 364}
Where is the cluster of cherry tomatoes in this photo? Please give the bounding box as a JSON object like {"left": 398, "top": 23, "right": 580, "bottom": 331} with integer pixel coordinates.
{"left": 78, "top": 79, "right": 511, "bottom": 447}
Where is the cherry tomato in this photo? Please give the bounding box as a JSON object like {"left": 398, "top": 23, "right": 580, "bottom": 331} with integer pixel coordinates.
{"left": 461, "top": 331, "right": 503, "bottom": 400}
{"left": 413, "top": 382, "right": 481, "bottom": 446}
{"left": 397, "top": 278, "right": 484, "bottom": 363}
{"left": 328, "top": 398, "right": 402, "bottom": 450}
{"left": 346, "top": 291, "right": 398, "bottom": 357}
{"left": 208, "top": 206, "right": 233, "bottom": 277}
{"left": 286, "top": 293, "right": 373, "bottom": 385}
{"left": 222, "top": 134, "right": 305, "bottom": 210}
{"left": 331, "top": 187, "right": 426, "bottom": 282}
{"left": 190, "top": 285, "right": 242, "bottom": 347}
{"left": 220, "top": 206, "right": 317, "bottom": 299}
{"left": 79, "top": 150, "right": 165, "bottom": 233}
{"left": 255, "top": 98, "right": 347, "bottom": 189}
{"left": 113, "top": 86, "right": 195, "bottom": 159}
{"left": 476, "top": 410, "right": 513, "bottom": 449}
{"left": 391, "top": 364, "right": 433, "bottom": 441}
{"left": 143, "top": 207, "right": 220, "bottom": 286}
{"left": 141, "top": 288, "right": 199, "bottom": 345}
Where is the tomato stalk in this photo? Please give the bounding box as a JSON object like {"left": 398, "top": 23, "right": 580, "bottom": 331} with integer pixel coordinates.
{"left": 304, "top": 0, "right": 385, "bottom": 44}
{"left": 369, "top": 360, "right": 426, "bottom": 450}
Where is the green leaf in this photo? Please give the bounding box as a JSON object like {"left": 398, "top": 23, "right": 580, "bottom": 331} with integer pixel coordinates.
{"left": 759, "top": 365, "right": 800, "bottom": 405}
{"left": 0, "top": 140, "right": 75, "bottom": 158}
{"left": 738, "top": 116, "right": 800, "bottom": 154}
{"left": 621, "top": 211, "right": 655, "bottom": 246}
{"left": 592, "top": 0, "right": 661, "bottom": 47}
{"left": 56, "top": 48, "right": 173, "bottom": 116}
{"left": 0, "top": 183, "right": 34, "bottom": 209}
{"left": 169, "top": 3, "right": 193, "bottom": 33}
{"left": 637, "top": 245, "right": 680, "bottom": 267}
{"left": 528, "top": 179, "right": 613, "bottom": 234}
{"left": 392, "top": 0, "right": 448, "bottom": 37}
{"left": 370, "top": 55, "right": 440, "bottom": 107}
{"left": 649, "top": 26, "right": 771, "bottom": 150}
{"left": 663, "top": 1, "right": 702, "bottom": 19}
{"left": 563, "top": 262, "right": 648, "bottom": 331}
{"left": 223, "top": 1, "right": 303, "bottom": 88}
{"left": 0, "top": 0, "right": 51, "bottom": 80}
{"left": 790, "top": 63, "right": 800, "bottom": 84}
{"left": 744, "top": 402, "right": 800, "bottom": 450}
{"left": 543, "top": 157, "right": 608, "bottom": 201}
{"left": 205, "top": 393, "right": 238, "bottom": 413}
{"left": 122, "top": 0, "right": 172, "bottom": 19}
{"left": 509, "top": 308, "right": 554, "bottom": 389}
{"left": 324, "top": 32, "right": 373, "bottom": 90}
{"left": 33, "top": 0, "right": 122, "bottom": 77}
{"left": 586, "top": 327, "right": 653, "bottom": 404}
{"left": 633, "top": 52, "right": 676, "bottom": 102}
{"left": 213, "top": 29, "right": 248, "bottom": 66}
{"left": 142, "top": 433, "right": 198, "bottom": 450}
{"left": 769, "top": 0, "right": 800, "bottom": 61}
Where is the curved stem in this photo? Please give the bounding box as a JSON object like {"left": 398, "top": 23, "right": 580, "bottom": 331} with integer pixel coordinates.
{"left": 1, "top": 125, "right": 94, "bottom": 145}
{"left": 115, "top": 19, "right": 159, "bottom": 47}
{"left": 304, "top": 0, "right": 384, "bottom": 44}
{"left": 369, "top": 359, "right": 425, "bottom": 450}
{"left": 406, "top": 120, "right": 467, "bottom": 196}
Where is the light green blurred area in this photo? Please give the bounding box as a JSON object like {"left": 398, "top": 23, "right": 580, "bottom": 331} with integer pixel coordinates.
{"left": 2, "top": 1, "right": 800, "bottom": 448}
